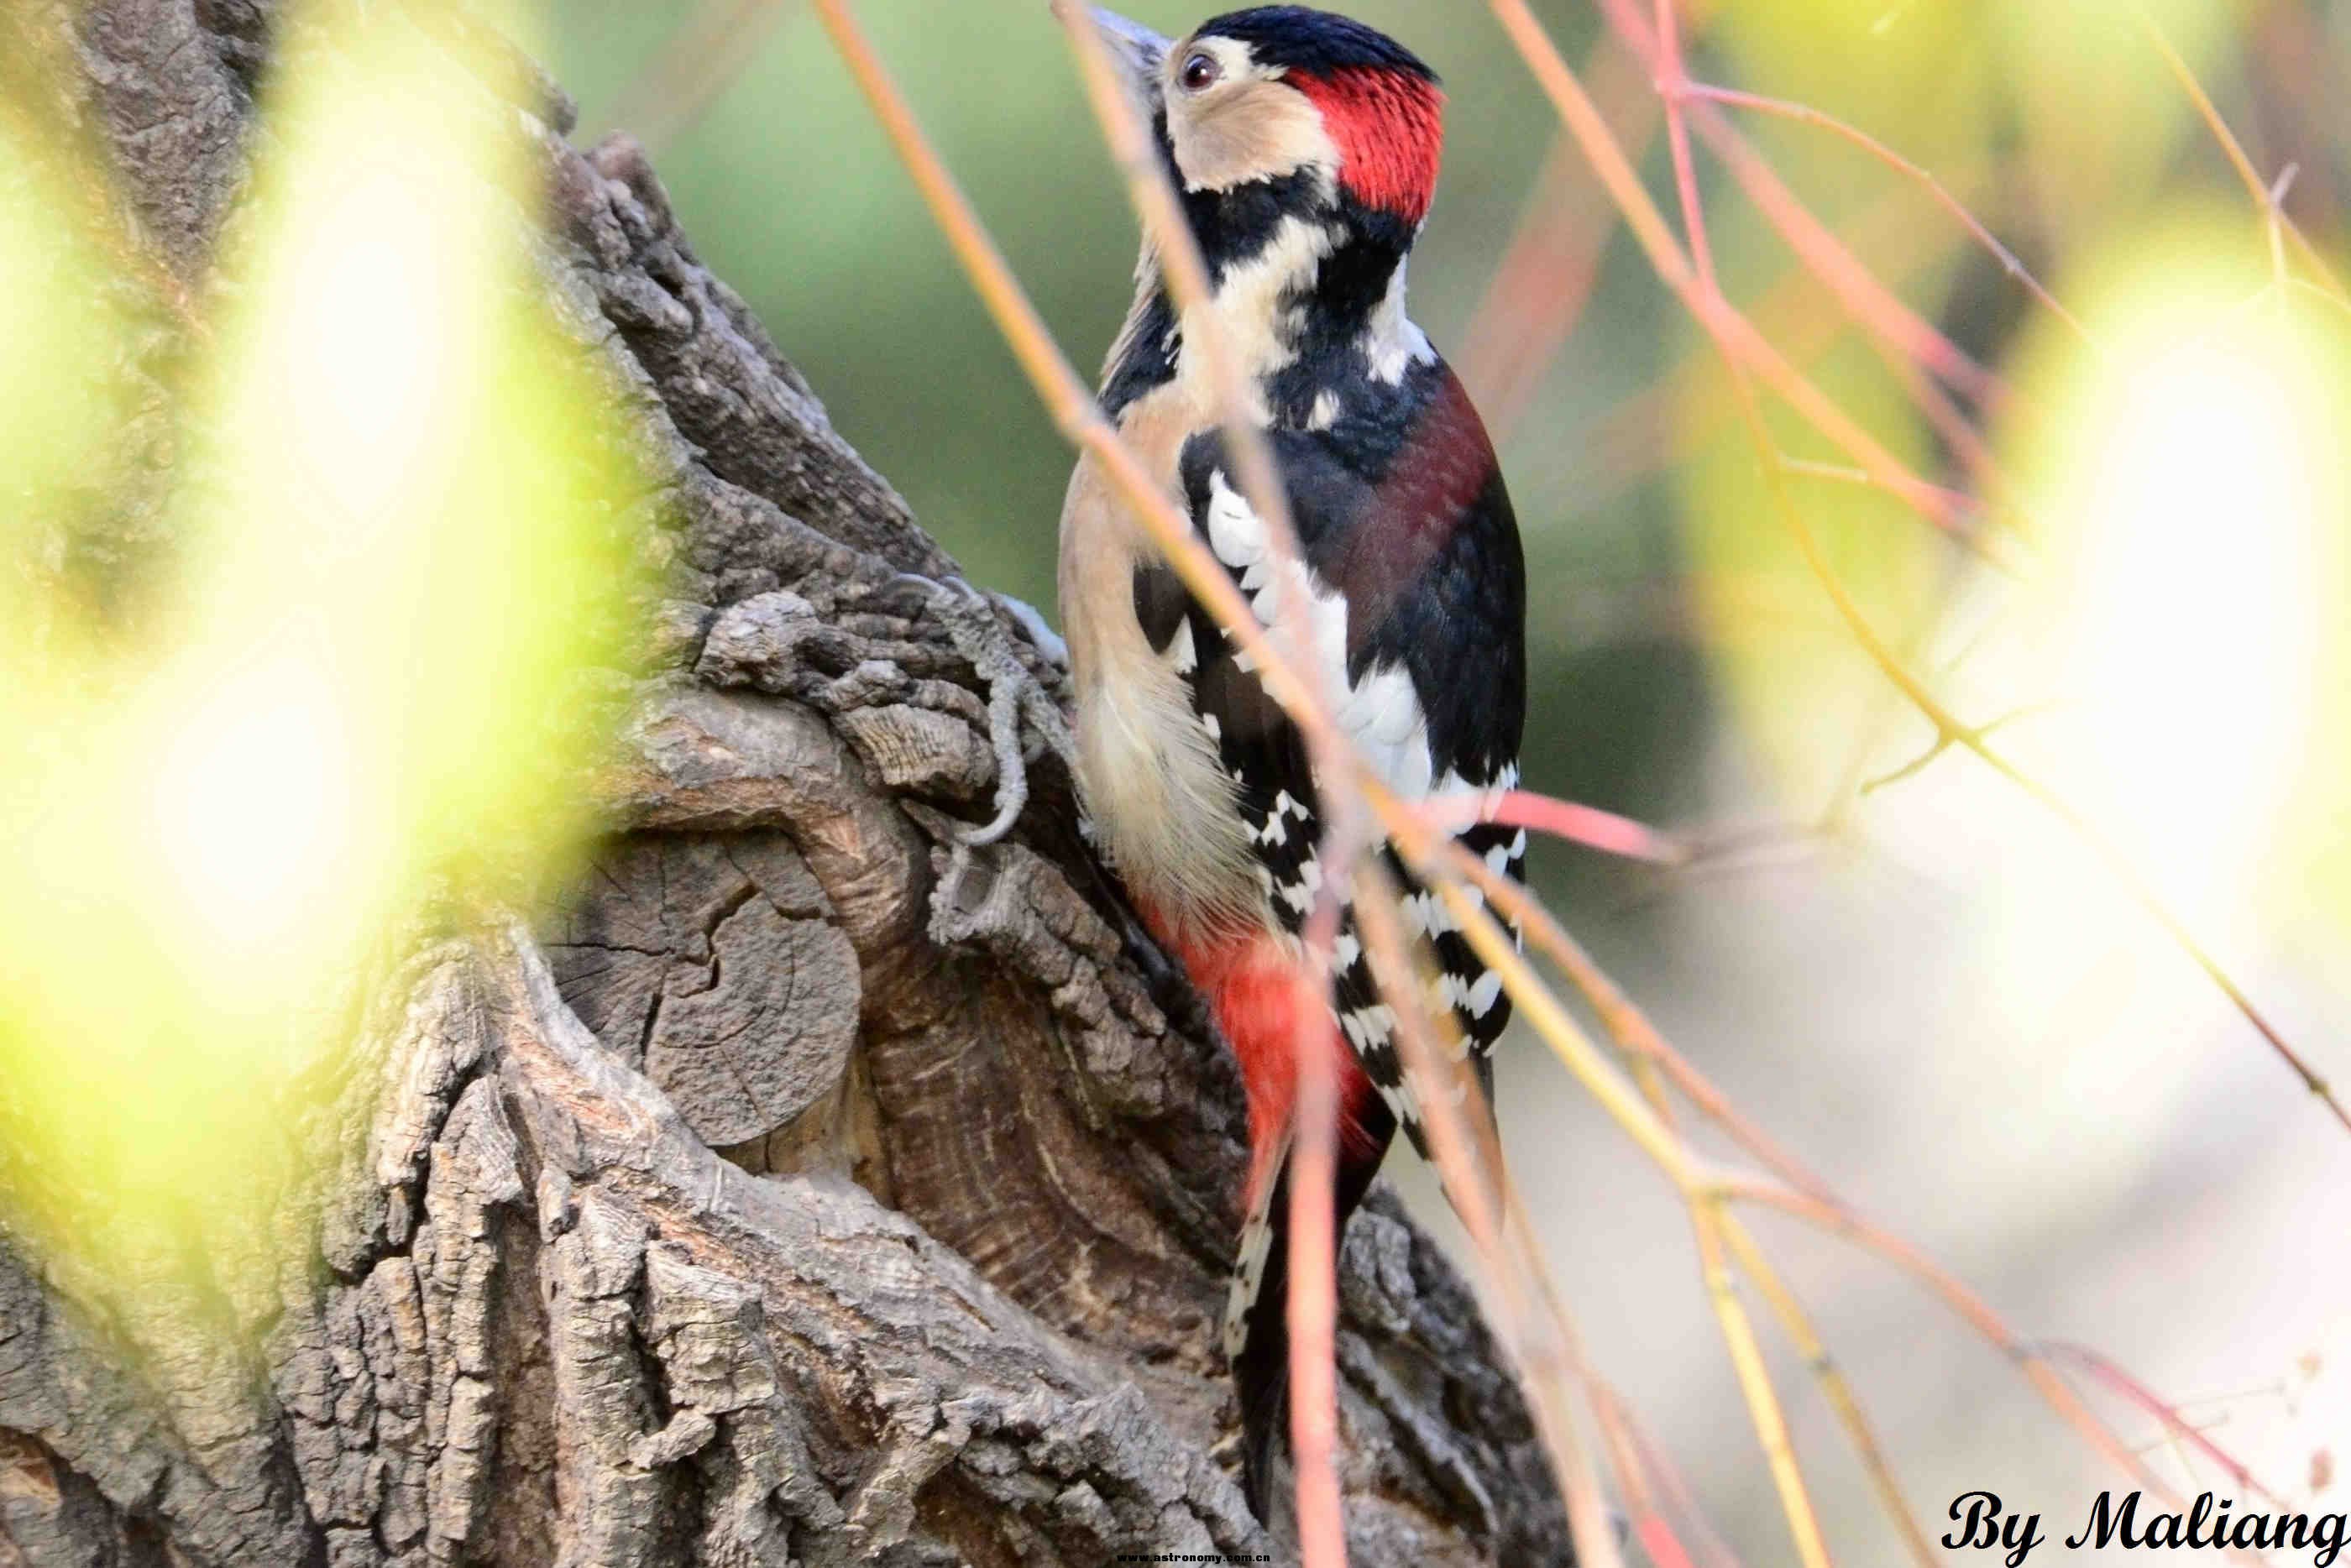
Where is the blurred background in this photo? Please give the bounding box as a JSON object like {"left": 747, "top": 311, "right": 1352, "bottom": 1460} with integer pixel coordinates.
{"left": 532, "top": 0, "right": 2351, "bottom": 1559}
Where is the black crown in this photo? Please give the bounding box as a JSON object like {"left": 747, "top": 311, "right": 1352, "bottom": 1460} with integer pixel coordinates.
{"left": 1195, "top": 7, "right": 1439, "bottom": 85}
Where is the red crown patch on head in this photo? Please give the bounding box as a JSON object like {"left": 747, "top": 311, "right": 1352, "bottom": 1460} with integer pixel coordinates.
{"left": 1292, "top": 66, "right": 1445, "bottom": 226}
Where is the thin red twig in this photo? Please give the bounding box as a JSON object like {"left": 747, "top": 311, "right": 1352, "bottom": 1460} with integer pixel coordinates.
{"left": 1415, "top": 788, "right": 1687, "bottom": 866}
{"left": 1587, "top": 1382, "right": 1705, "bottom": 1568}
{"left": 1457, "top": 24, "right": 1659, "bottom": 436}
{"left": 1286, "top": 1015, "right": 1347, "bottom": 1565}
{"left": 1598, "top": 1379, "right": 1750, "bottom": 1568}
{"left": 1497, "top": 1, "right": 2001, "bottom": 559}
{"left": 1354, "top": 872, "right": 1629, "bottom": 1568}
{"left": 1492, "top": 0, "right": 2345, "bottom": 1140}
{"left": 1681, "top": 82, "right": 2093, "bottom": 351}
{"left": 1595, "top": 0, "right": 2024, "bottom": 402}
{"left": 2041, "top": 1342, "right": 2294, "bottom": 1508}
{"left": 1576, "top": 180, "right": 1968, "bottom": 506}
{"left": 1650, "top": 11, "right": 1835, "bottom": 1560}
{"left": 1725, "top": 1180, "right": 2268, "bottom": 1567}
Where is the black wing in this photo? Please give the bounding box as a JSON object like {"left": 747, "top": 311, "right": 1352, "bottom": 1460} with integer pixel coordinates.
{"left": 1133, "top": 358, "right": 1527, "bottom": 1142}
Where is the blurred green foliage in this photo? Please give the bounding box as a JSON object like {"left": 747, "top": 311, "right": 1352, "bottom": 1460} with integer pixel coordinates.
{"left": 0, "top": 1, "right": 650, "bottom": 1300}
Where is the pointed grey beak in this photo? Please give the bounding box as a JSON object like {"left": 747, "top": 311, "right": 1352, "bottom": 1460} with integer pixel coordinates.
{"left": 1058, "top": 4, "right": 1171, "bottom": 96}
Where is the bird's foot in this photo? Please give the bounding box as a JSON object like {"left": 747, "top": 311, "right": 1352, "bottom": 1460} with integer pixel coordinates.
{"left": 898, "top": 574, "right": 1076, "bottom": 850}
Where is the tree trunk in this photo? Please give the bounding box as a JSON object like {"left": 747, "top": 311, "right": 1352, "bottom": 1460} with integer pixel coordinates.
{"left": 0, "top": 4, "right": 1569, "bottom": 1564}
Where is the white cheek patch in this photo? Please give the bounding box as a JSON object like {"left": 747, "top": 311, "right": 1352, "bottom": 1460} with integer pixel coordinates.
{"left": 1176, "top": 79, "right": 1342, "bottom": 198}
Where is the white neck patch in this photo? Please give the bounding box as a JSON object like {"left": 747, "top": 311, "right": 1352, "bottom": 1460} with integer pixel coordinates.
{"left": 1183, "top": 211, "right": 1340, "bottom": 397}
{"left": 1363, "top": 258, "right": 1436, "bottom": 385}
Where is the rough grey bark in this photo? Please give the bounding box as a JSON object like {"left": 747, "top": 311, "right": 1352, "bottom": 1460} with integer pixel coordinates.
{"left": 0, "top": 3, "right": 1571, "bottom": 1565}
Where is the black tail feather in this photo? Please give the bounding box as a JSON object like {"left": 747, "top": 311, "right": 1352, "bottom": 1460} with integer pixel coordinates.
{"left": 1233, "top": 1097, "right": 1399, "bottom": 1524}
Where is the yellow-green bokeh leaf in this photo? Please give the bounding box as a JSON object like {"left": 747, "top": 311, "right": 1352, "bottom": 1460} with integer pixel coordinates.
{"left": 1989, "top": 0, "right": 2241, "bottom": 234}
{"left": 0, "top": 1, "right": 650, "bottom": 1293}
{"left": 1681, "top": 334, "right": 1948, "bottom": 808}
{"left": 1998, "top": 209, "right": 2351, "bottom": 933}
{"left": 0, "top": 116, "right": 130, "bottom": 672}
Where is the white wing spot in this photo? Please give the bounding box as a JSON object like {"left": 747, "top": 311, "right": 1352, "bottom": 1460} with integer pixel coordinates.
{"left": 1223, "top": 1207, "right": 1278, "bottom": 1356}
{"left": 1469, "top": 970, "right": 1504, "bottom": 1017}
{"left": 1277, "top": 855, "right": 1324, "bottom": 917}
{"left": 1405, "top": 886, "right": 1475, "bottom": 938}
{"left": 1340, "top": 1005, "right": 1396, "bottom": 1053}
{"left": 1333, "top": 661, "right": 1433, "bottom": 800}
{"left": 1206, "top": 471, "right": 1267, "bottom": 572}
{"left": 1373, "top": 1078, "right": 1419, "bottom": 1133}
{"left": 1202, "top": 473, "right": 1443, "bottom": 808}
{"left": 1165, "top": 617, "right": 1198, "bottom": 677}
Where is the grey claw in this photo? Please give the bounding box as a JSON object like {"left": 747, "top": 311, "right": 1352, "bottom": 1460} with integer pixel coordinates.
{"left": 915, "top": 576, "right": 1076, "bottom": 850}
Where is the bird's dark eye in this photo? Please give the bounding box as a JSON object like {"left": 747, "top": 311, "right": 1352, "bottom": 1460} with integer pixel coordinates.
{"left": 1180, "top": 52, "right": 1222, "bottom": 93}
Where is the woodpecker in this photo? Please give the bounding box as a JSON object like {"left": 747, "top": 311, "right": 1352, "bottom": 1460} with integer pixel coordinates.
{"left": 1058, "top": 6, "right": 1526, "bottom": 1513}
